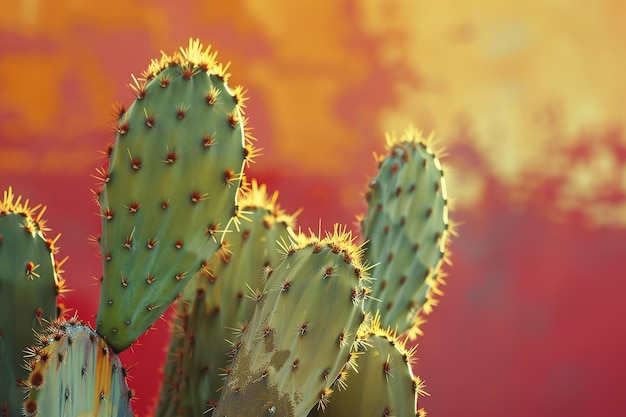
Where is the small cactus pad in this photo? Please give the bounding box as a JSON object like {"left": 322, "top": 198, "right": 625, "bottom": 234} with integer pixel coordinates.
{"left": 155, "top": 180, "right": 298, "bottom": 416}
{"left": 308, "top": 313, "right": 428, "bottom": 417}
{"left": 0, "top": 187, "right": 65, "bottom": 417}
{"left": 21, "top": 316, "right": 134, "bottom": 417}
{"left": 361, "top": 127, "right": 453, "bottom": 339}
{"left": 95, "top": 39, "right": 255, "bottom": 352}
{"left": 213, "top": 226, "right": 370, "bottom": 417}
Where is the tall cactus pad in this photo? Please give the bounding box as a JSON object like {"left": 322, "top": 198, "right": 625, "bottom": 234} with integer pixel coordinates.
{"left": 21, "top": 316, "right": 134, "bottom": 417}
{"left": 213, "top": 226, "right": 370, "bottom": 417}
{"left": 308, "top": 314, "right": 427, "bottom": 417}
{"left": 155, "top": 180, "right": 298, "bottom": 416}
{"left": 0, "top": 187, "right": 65, "bottom": 417}
{"left": 361, "top": 127, "right": 452, "bottom": 339}
{"left": 96, "top": 39, "right": 255, "bottom": 352}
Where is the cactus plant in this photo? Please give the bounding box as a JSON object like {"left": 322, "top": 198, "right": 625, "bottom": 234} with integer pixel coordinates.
{"left": 154, "top": 179, "right": 299, "bottom": 416}
{"left": 0, "top": 38, "right": 455, "bottom": 417}
{"left": 21, "top": 315, "right": 134, "bottom": 417}
{"left": 212, "top": 225, "right": 371, "bottom": 417}
{"left": 0, "top": 187, "right": 66, "bottom": 417}
{"left": 361, "top": 127, "right": 454, "bottom": 339}
{"left": 94, "top": 39, "right": 256, "bottom": 353}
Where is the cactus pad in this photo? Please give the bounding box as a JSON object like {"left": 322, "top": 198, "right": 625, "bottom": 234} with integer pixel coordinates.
{"left": 361, "top": 127, "right": 453, "bottom": 339}
{"left": 95, "top": 39, "right": 256, "bottom": 352}
{"left": 213, "top": 225, "right": 370, "bottom": 417}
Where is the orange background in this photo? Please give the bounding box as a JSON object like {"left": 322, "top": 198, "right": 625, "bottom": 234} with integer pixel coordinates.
{"left": 1, "top": 1, "right": 625, "bottom": 416}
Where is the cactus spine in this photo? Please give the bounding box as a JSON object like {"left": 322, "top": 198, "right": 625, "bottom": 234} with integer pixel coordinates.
{"left": 155, "top": 180, "right": 299, "bottom": 416}
{"left": 21, "top": 316, "right": 134, "bottom": 417}
{"left": 0, "top": 187, "right": 66, "bottom": 417}
{"left": 95, "top": 39, "right": 256, "bottom": 353}
{"left": 213, "top": 226, "right": 371, "bottom": 417}
{"left": 361, "top": 127, "right": 453, "bottom": 339}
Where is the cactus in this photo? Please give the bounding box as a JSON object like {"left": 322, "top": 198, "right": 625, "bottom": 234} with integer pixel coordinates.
{"left": 95, "top": 39, "right": 256, "bottom": 353}
{"left": 212, "top": 225, "right": 371, "bottom": 417}
{"left": 0, "top": 39, "right": 456, "bottom": 417}
{"left": 308, "top": 313, "right": 428, "bottom": 417}
{"left": 0, "top": 187, "right": 66, "bottom": 417}
{"left": 361, "top": 127, "right": 454, "bottom": 339}
{"left": 21, "top": 316, "right": 134, "bottom": 417}
{"left": 154, "top": 179, "right": 299, "bottom": 416}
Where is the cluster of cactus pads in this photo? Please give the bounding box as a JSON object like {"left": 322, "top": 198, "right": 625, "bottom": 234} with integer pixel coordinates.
{"left": 0, "top": 39, "right": 454, "bottom": 416}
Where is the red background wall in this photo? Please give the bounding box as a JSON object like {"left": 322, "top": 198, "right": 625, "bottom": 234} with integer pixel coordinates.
{"left": 1, "top": 1, "right": 625, "bottom": 416}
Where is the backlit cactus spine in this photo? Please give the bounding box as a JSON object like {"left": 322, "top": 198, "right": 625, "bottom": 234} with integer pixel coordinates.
{"left": 155, "top": 180, "right": 299, "bottom": 416}
{"left": 361, "top": 127, "right": 455, "bottom": 339}
{"left": 0, "top": 187, "right": 66, "bottom": 417}
{"left": 95, "top": 39, "right": 257, "bottom": 353}
{"left": 213, "top": 226, "right": 371, "bottom": 417}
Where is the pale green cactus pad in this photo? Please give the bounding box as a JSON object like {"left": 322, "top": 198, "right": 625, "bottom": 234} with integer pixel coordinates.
{"left": 95, "top": 39, "right": 256, "bottom": 352}
{"left": 361, "top": 127, "right": 454, "bottom": 339}
{"left": 213, "top": 226, "right": 371, "bottom": 417}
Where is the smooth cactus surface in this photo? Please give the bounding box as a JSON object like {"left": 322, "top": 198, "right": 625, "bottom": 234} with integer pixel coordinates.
{"left": 21, "top": 316, "right": 134, "bottom": 417}
{"left": 155, "top": 180, "right": 298, "bottom": 416}
{"left": 308, "top": 313, "right": 427, "bottom": 417}
{"left": 213, "top": 226, "right": 370, "bottom": 417}
{"left": 0, "top": 187, "right": 65, "bottom": 417}
{"left": 361, "top": 127, "right": 453, "bottom": 339}
{"left": 95, "top": 39, "right": 256, "bottom": 352}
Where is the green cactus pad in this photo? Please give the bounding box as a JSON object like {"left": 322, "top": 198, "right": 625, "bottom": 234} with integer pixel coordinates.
{"left": 154, "top": 180, "right": 299, "bottom": 416}
{"left": 308, "top": 313, "right": 428, "bottom": 417}
{"left": 95, "top": 39, "right": 256, "bottom": 352}
{"left": 21, "top": 316, "right": 133, "bottom": 417}
{"left": 361, "top": 127, "right": 453, "bottom": 339}
{"left": 213, "top": 226, "right": 370, "bottom": 417}
{"left": 0, "top": 187, "right": 66, "bottom": 417}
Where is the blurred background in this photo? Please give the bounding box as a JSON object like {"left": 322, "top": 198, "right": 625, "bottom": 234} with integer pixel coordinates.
{"left": 1, "top": 1, "right": 625, "bottom": 416}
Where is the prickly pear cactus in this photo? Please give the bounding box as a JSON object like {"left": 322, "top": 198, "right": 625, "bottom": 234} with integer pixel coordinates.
{"left": 308, "top": 313, "right": 428, "bottom": 417}
{"left": 213, "top": 226, "right": 370, "bottom": 417}
{"left": 21, "top": 316, "right": 134, "bottom": 417}
{"left": 0, "top": 187, "right": 66, "bottom": 417}
{"left": 95, "top": 39, "right": 256, "bottom": 352}
{"left": 361, "top": 127, "right": 453, "bottom": 339}
{"left": 155, "top": 180, "right": 299, "bottom": 416}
